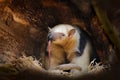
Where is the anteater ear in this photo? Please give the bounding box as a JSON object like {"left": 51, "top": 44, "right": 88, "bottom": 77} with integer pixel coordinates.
{"left": 68, "top": 29, "right": 75, "bottom": 37}
{"left": 48, "top": 27, "right": 52, "bottom": 32}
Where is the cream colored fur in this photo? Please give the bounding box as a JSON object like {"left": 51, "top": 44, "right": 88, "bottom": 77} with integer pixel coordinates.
{"left": 47, "top": 24, "right": 92, "bottom": 76}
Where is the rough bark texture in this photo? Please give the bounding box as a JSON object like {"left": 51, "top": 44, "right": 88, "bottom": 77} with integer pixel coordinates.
{"left": 0, "top": 0, "right": 119, "bottom": 80}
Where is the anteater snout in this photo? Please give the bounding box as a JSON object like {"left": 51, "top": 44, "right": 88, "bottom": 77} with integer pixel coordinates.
{"left": 48, "top": 32, "right": 65, "bottom": 41}
{"left": 48, "top": 33, "right": 53, "bottom": 41}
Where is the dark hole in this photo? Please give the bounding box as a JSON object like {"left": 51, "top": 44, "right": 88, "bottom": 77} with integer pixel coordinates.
{"left": 63, "top": 70, "right": 71, "bottom": 72}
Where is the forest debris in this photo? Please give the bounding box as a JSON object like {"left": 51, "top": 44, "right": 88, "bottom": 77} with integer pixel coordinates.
{"left": 0, "top": 56, "right": 110, "bottom": 77}
{"left": 0, "top": 64, "right": 18, "bottom": 75}
{"left": 88, "top": 59, "right": 110, "bottom": 74}
{"left": 12, "top": 55, "right": 44, "bottom": 72}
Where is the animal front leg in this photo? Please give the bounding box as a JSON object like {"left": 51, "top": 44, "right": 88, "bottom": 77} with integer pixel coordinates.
{"left": 55, "top": 64, "right": 81, "bottom": 71}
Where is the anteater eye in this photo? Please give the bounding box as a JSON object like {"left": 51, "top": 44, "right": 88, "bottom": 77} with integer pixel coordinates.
{"left": 62, "top": 34, "right": 65, "bottom": 36}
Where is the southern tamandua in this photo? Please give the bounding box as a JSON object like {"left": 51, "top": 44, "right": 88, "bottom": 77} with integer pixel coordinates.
{"left": 45, "top": 24, "right": 100, "bottom": 75}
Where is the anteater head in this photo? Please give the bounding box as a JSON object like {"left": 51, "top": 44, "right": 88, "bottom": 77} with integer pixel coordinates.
{"left": 48, "top": 24, "right": 79, "bottom": 47}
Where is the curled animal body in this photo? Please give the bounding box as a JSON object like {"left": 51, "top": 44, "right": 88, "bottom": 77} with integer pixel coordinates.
{"left": 45, "top": 24, "right": 100, "bottom": 75}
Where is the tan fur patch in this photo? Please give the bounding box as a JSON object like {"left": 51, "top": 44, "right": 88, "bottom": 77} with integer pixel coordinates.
{"left": 47, "top": 43, "right": 66, "bottom": 69}
{"left": 47, "top": 35, "right": 78, "bottom": 69}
